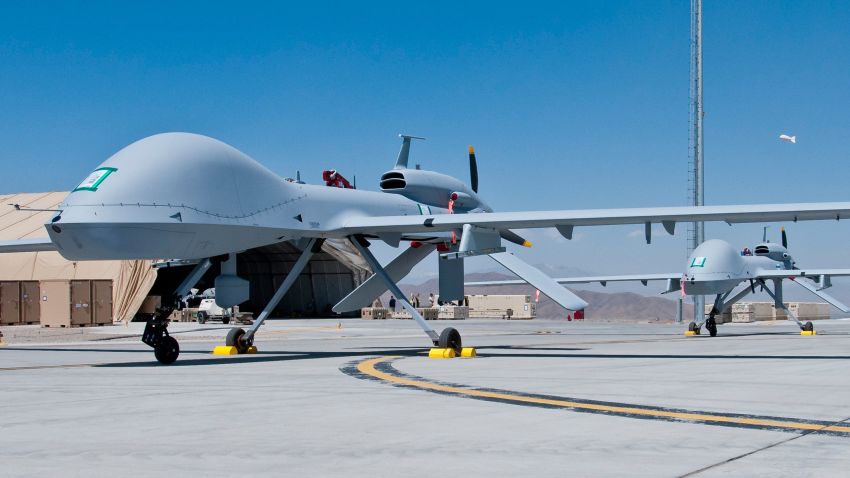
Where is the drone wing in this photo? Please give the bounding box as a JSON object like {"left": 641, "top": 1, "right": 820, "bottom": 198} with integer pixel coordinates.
{"left": 334, "top": 202, "right": 850, "bottom": 238}
{"left": 0, "top": 238, "right": 56, "bottom": 253}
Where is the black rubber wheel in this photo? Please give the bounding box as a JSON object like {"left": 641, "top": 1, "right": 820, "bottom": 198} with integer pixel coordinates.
{"left": 687, "top": 321, "right": 701, "bottom": 335}
{"left": 222, "top": 317, "right": 230, "bottom": 325}
{"left": 803, "top": 321, "right": 814, "bottom": 332}
{"left": 197, "top": 311, "right": 207, "bottom": 324}
{"left": 154, "top": 336, "right": 180, "bottom": 365}
{"left": 226, "top": 327, "right": 250, "bottom": 354}
{"left": 706, "top": 318, "right": 717, "bottom": 337}
{"left": 438, "top": 327, "right": 462, "bottom": 354}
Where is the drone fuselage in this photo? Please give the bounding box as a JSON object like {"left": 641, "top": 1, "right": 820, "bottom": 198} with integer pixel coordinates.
{"left": 683, "top": 239, "right": 793, "bottom": 295}
{"left": 46, "top": 132, "right": 448, "bottom": 260}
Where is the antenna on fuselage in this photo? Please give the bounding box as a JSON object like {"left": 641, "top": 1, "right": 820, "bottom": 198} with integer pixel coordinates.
{"left": 395, "top": 134, "right": 426, "bottom": 169}
{"left": 7, "top": 203, "right": 60, "bottom": 212}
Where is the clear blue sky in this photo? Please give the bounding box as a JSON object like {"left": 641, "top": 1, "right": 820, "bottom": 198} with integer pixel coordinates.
{"left": 2, "top": 1, "right": 850, "bottom": 296}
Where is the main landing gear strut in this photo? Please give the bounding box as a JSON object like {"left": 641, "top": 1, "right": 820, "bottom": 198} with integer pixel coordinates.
{"left": 215, "top": 236, "right": 464, "bottom": 356}
{"left": 221, "top": 238, "right": 325, "bottom": 354}
{"left": 143, "top": 258, "right": 213, "bottom": 364}
{"left": 762, "top": 279, "right": 815, "bottom": 334}
{"left": 349, "top": 235, "right": 463, "bottom": 354}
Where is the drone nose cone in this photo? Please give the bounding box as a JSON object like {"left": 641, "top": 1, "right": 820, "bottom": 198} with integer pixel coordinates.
{"left": 685, "top": 239, "right": 745, "bottom": 292}
{"left": 49, "top": 133, "right": 293, "bottom": 260}
{"left": 62, "top": 132, "right": 287, "bottom": 218}
{"left": 688, "top": 239, "right": 743, "bottom": 270}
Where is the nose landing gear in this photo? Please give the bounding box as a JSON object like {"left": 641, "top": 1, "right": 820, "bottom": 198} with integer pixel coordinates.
{"left": 142, "top": 309, "right": 181, "bottom": 365}
{"left": 705, "top": 317, "right": 718, "bottom": 337}
{"left": 142, "top": 258, "right": 213, "bottom": 365}
{"left": 154, "top": 335, "right": 180, "bottom": 365}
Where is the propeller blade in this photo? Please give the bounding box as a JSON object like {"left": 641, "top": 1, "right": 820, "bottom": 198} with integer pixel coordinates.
{"left": 781, "top": 227, "right": 788, "bottom": 248}
{"left": 468, "top": 145, "right": 478, "bottom": 193}
{"left": 750, "top": 279, "right": 756, "bottom": 294}
{"left": 500, "top": 230, "right": 533, "bottom": 248}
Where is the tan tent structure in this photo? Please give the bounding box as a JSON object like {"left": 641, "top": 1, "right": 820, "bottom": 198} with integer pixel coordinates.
{"left": 0, "top": 192, "right": 157, "bottom": 322}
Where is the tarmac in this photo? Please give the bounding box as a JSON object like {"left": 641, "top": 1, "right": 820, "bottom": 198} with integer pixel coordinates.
{"left": 2, "top": 317, "right": 850, "bottom": 477}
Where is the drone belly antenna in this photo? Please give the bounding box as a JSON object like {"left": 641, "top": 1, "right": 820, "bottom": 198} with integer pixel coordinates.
{"left": 395, "top": 134, "right": 426, "bottom": 169}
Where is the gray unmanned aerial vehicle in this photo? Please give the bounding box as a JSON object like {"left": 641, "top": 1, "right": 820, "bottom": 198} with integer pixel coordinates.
{"left": 4, "top": 132, "right": 850, "bottom": 363}
{"left": 468, "top": 228, "right": 850, "bottom": 336}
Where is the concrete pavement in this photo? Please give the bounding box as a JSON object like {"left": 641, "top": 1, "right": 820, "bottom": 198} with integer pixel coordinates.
{"left": 2, "top": 318, "right": 850, "bottom": 477}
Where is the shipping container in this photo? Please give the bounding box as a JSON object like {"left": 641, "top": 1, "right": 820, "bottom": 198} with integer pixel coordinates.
{"left": 40, "top": 280, "right": 71, "bottom": 327}
{"left": 0, "top": 281, "right": 21, "bottom": 325}
{"left": 92, "top": 280, "right": 113, "bottom": 325}
{"left": 704, "top": 304, "right": 732, "bottom": 324}
{"left": 436, "top": 306, "right": 469, "bottom": 320}
{"left": 731, "top": 302, "right": 830, "bottom": 323}
{"left": 391, "top": 308, "right": 441, "bottom": 320}
{"left": 70, "top": 280, "right": 93, "bottom": 326}
{"left": 139, "top": 295, "right": 162, "bottom": 315}
{"left": 731, "top": 302, "right": 775, "bottom": 323}
{"left": 466, "top": 294, "right": 536, "bottom": 319}
{"left": 40, "top": 280, "right": 114, "bottom": 327}
{"left": 361, "top": 307, "right": 389, "bottom": 320}
{"left": 20, "top": 281, "right": 40, "bottom": 324}
{"left": 784, "top": 302, "right": 829, "bottom": 321}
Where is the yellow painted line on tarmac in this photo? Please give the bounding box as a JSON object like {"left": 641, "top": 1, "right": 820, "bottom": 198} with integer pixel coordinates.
{"left": 355, "top": 356, "right": 850, "bottom": 436}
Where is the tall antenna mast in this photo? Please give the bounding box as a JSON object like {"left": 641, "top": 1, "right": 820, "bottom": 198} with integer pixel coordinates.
{"left": 687, "top": 0, "right": 705, "bottom": 322}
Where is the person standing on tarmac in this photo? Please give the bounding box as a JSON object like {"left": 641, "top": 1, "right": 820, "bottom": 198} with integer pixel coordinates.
{"left": 389, "top": 295, "right": 397, "bottom": 312}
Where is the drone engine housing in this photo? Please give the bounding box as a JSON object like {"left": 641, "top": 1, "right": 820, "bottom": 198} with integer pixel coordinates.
{"left": 379, "top": 168, "right": 488, "bottom": 212}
